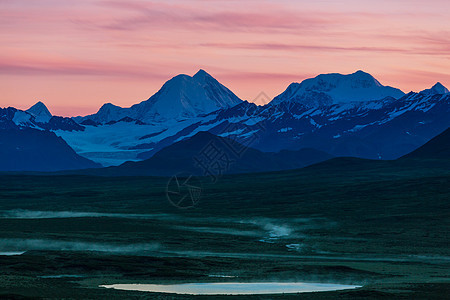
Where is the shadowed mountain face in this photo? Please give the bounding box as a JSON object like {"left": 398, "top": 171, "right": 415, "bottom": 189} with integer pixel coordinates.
{"left": 0, "top": 106, "right": 98, "bottom": 171}
{"left": 93, "top": 131, "right": 334, "bottom": 176}
{"left": 402, "top": 128, "right": 450, "bottom": 159}
{"left": 0, "top": 128, "right": 101, "bottom": 172}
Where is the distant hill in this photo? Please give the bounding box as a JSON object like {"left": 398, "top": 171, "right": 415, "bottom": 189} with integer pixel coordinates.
{"left": 87, "top": 131, "right": 334, "bottom": 176}
{"left": 402, "top": 128, "right": 450, "bottom": 159}
{"left": 0, "top": 128, "right": 101, "bottom": 172}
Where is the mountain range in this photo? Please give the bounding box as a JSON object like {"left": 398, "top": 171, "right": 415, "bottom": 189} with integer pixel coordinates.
{"left": 1, "top": 69, "right": 449, "bottom": 172}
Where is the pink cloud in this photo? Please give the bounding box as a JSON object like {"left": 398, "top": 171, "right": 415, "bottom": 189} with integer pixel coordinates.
{"left": 200, "top": 43, "right": 408, "bottom": 54}
{"left": 75, "top": 0, "right": 351, "bottom": 33}
{"left": 0, "top": 59, "right": 167, "bottom": 79}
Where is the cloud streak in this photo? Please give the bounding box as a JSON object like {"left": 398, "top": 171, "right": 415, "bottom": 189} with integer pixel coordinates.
{"left": 96, "top": 0, "right": 347, "bottom": 32}
{"left": 0, "top": 60, "right": 168, "bottom": 79}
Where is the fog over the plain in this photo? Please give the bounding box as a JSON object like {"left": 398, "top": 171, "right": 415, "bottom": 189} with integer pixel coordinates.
{"left": 0, "top": 238, "right": 160, "bottom": 254}
{"left": 0, "top": 210, "right": 165, "bottom": 219}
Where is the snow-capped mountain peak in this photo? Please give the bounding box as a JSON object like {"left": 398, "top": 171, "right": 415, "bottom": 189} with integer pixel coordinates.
{"left": 81, "top": 70, "right": 243, "bottom": 124}
{"left": 92, "top": 103, "right": 125, "bottom": 122}
{"left": 303, "top": 70, "right": 383, "bottom": 90}
{"left": 26, "top": 101, "right": 52, "bottom": 123}
{"left": 420, "top": 82, "right": 449, "bottom": 95}
{"left": 192, "top": 69, "right": 211, "bottom": 80}
{"left": 271, "top": 70, "right": 405, "bottom": 107}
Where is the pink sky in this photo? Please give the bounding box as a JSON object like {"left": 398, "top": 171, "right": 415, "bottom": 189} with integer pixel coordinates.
{"left": 1, "top": 0, "right": 450, "bottom": 116}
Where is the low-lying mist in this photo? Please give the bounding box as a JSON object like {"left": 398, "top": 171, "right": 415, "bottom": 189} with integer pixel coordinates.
{"left": 0, "top": 210, "right": 164, "bottom": 219}
{"left": 0, "top": 238, "right": 160, "bottom": 254}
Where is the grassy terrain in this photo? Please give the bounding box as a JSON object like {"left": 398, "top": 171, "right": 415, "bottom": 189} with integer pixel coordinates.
{"left": 0, "top": 158, "right": 449, "bottom": 299}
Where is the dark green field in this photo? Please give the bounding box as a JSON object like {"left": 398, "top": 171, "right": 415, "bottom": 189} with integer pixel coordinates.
{"left": 0, "top": 158, "right": 449, "bottom": 299}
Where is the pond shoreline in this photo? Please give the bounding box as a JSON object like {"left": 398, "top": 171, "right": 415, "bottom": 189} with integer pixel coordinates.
{"left": 100, "top": 282, "right": 362, "bottom": 295}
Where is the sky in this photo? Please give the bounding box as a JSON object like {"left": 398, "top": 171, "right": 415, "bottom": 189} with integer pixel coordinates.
{"left": 1, "top": 0, "right": 450, "bottom": 116}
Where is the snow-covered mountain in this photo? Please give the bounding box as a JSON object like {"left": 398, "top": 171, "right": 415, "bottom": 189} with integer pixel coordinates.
{"left": 271, "top": 70, "right": 405, "bottom": 107}
{"left": 26, "top": 101, "right": 52, "bottom": 123}
{"left": 52, "top": 83, "right": 450, "bottom": 166}
{"left": 1, "top": 104, "right": 82, "bottom": 131}
{"left": 5, "top": 73, "right": 449, "bottom": 168}
{"left": 80, "top": 69, "right": 242, "bottom": 124}
{"left": 420, "top": 82, "right": 449, "bottom": 96}
{"left": 130, "top": 86, "right": 450, "bottom": 161}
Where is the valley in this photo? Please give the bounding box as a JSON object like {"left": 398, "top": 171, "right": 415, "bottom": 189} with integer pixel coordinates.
{"left": 0, "top": 157, "right": 449, "bottom": 298}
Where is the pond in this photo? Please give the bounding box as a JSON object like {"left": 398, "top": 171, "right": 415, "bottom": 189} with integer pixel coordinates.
{"left": 100, "top": 282, "right": 361, "bottom": 295}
